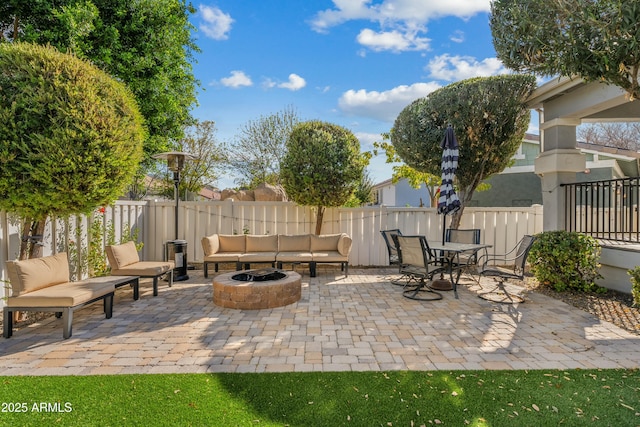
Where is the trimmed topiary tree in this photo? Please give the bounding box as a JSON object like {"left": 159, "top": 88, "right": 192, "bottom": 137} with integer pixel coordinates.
{"left": 528, "top": 230, "right": 603, "bottom": 293}
{"left": 0, "top": 42, "right": 145, "bottom": 258}
{"left": 281, "top": 120, "right": 367, "bottom": 234}
{"left": 390, "top": 75, "right": 536, "bottom": 228}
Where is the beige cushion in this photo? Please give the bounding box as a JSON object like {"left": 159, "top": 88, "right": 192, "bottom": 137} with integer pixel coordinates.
{"left": 239, "top": 252, "right": 277, "bottom": 262}
{"left": 201, "top": 234, "right": 220, "bottom": 255}
{"left": 246, "top": 235, "right": 278, "bottom": 252}
{"left": 106, "top": 241, "right": 140, "bottom": 269}
{"left": 111, "top": 261, "right": 174, "bottom": 277}
{"left": 204, "top": 253, "right": 241, "bottom": 262}
{"left": 310, "top": 234, "right": 342, "bottom": 252}
{"left": 6, "top": 253, "right": 70, "bottom": 296}
{"left": 218, "top": 235, "right": 246, "bottom": 252}
{"left": 279, "top": 235, "right": 310, "bottom": 252}
{"left": 312, "top": 251, "right": 348, "bottom": 262}
{"left": 337, "top": 234, "right": 352, "bottom": 256}
{"left": 7, "top": 279, "right": 114, "bottom": 308}
{"left": 276, "top": 251, "right": 313, "bottom": 262}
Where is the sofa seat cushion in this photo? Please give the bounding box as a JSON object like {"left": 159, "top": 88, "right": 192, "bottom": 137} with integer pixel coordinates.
{"left": 311, "top": 251, "right": 348, "bottom": 262}
{"left": 278, "top": 235, "right": 310, "bottom": 252}
{"left": 276, "top": 251, "right": 313, "bottom": 262}
{"left": 111, "top": 261, "right": 174, "bottom": 277}
{"left": 6, "top": 280, "right": 115, "bottom": 308}
{"left": 204, "top": 253, "right": 242, "bottom": 262}
{"left": 239, "top": 252, "right": 277, "bottom": 262}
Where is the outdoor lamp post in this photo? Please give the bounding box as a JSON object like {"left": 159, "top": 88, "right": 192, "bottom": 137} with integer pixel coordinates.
{"left": 153, "top": 151, "right": 196, "bottom": 281}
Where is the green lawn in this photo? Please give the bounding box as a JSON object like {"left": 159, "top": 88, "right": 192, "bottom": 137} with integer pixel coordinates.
{"left": 1, "top": 369, "right": 639, "bottom": 426}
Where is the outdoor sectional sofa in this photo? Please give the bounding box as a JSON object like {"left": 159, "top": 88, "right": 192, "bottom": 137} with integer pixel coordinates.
{"left": 3, "top": 252, "right": 138, "bottom": 339}
{"left": 201, "top": 233, "right": 352, "bottom": 278}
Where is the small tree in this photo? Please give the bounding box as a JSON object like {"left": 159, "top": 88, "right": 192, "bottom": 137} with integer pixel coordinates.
{"left": 281, "top": 121, "right": 367, "bottom": 234}
{"left": 491, "top": 0, "right": 640, "bottom": 99}
{"left": 391, "top": 75, "right": 536, "bottom": 228}
{"left": 155, "top": 120, "right": 227, "bottom": 200}
{"left": 0, "top": 42, "right": 145, "bottom": 259}
{"left": 226, "top": 106, "right": 300, "bottom": 188}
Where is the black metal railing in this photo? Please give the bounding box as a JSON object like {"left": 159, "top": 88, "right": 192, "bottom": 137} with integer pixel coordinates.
{"left": 562, "top": 177, "right": 640, "bottom": 243}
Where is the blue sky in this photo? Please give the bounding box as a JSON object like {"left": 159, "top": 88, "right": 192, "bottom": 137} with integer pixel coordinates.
{"left": 188, "top": 1, "right": 528, "bottom": 189}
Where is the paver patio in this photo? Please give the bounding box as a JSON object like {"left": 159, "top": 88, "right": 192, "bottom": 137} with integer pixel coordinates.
{"left": 1, "top": 267, "right": 639, "bottom": 376}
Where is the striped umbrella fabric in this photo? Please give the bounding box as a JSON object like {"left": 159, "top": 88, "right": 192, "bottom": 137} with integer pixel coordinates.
{"left": 437, "top": 125, "right": 461, "bottom": 216}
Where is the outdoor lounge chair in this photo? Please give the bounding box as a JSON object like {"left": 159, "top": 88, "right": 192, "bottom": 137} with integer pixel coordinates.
{"left": 380, "top": 229, "right": 408, "bottom": 285}
{"left": 476, "top": 235, "right": 536, "bottom": 303}
{"left": 106, "top": 241, "right": 174, "bottom": 297}
{"left": 393, "top": 235, "right": 447, "bottom": 301}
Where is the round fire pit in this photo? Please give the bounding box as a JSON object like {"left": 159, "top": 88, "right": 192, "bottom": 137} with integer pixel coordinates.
{"left": 213, "top": 268, "right": 301, "bottom": 309}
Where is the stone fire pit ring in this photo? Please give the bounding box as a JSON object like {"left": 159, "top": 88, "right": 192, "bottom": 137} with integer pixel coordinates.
{"left": 213, "top": 268, "right": 302, "bottom": 309}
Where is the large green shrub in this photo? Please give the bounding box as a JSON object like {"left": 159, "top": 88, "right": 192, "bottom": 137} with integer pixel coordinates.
{"left": 529, "top": 231, "right": 603, "bottom": 292}
{"left": 0, "top": 42, "right": 145, "bottom": 220}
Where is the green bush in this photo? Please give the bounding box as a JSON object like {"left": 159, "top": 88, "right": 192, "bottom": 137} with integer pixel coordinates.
{"left": 529, "top": 230, "right": 603, "bottom": 292}
{"left": 628, "top": 267, "right": 640, "bottom": 307}
{"left": 0, "top": 42, "right": 145, "bottom": 220}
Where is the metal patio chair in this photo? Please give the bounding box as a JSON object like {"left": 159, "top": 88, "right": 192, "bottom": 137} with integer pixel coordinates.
{"left": 445, "top": 228, "right": 482, "bottom": 276}
{"left": 393, "top": 235, "right": 447, "bottom": 301}
{"left": 476, "top": 235, "right": 536, "bottom": 303}
{"left": 380, "top": 229, "right": 408, "bottom": 286}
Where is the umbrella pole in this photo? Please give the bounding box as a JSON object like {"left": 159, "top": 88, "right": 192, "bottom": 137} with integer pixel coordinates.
{"left": 432, "top": 213, "right": 452, "bottom": 291}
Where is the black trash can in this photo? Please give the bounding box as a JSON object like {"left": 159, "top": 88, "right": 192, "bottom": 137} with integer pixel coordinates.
{"left": 165, "top": 239, "right": 188, "bottom": 281}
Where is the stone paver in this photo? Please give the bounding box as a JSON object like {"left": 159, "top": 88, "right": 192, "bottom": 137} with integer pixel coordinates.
{"left": 1, "top": 267, "right": 640, "bottom": 375}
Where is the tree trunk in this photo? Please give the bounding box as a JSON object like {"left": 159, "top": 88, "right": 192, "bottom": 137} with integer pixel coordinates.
{"left": 19, "top": 218, "right": 46, "bottom": 260}
{"left": 315, "top": 206, "right": 325, "bottom": 235}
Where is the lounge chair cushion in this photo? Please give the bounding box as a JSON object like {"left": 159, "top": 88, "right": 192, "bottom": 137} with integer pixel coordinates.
{"left": 6, "top": 279, "right": 114, "bottom": 307}
{"left": 110, "top": 261, "right": 174, "bottom": 277}
{"left": 6, "top": 252, "right": 70, "bottom": 296}
{"left": 106, "top": 240, "right": 140, "bottom": 269}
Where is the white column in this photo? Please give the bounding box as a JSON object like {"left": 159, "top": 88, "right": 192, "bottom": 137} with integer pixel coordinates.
{"left": 534, "top": 120, "right": 585, "bottom": 231}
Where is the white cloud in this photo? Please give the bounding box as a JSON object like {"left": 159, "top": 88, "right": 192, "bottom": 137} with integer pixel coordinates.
{"left": 220, "top": 70, "right": 253, "bottom": 88}
{"left": 357, "top": 28, "right": 430, "bottom": 52}
{"left": 426, "top": 54, "right": 507, "bottom": 81}
{"left": 450, "top": 30, "right": 465, "bottom": 43}
{"left": 311, "top": 0, "right": 489, "bottom": 52}
{"left": 199, "top": 5, "right": 234, "bottom": 40}
{"left": 311, "top": 0, "right": 489, "bottom": 31}
{"left": 338, "top": 82, "right": 441, "bottom": 122}
{"left": 278, "top": 74, "right": 307, "bottom": 91}
{"left": 355, "top": 132, "right": 383, "bottom": 151}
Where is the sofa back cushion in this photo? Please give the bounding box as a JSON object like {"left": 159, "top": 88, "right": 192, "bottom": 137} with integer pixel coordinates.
{"left": 201, "top": 234, "right": 219, "bottom": 255}
{"left": 7, "top": 252, "right": 70, "bottom": 296}
{"left": 246, "top": 235, "right": 278, "bottom": 252}
{"left": 106, "top": 241, "right": 140, "bottom": 270}
{"left": 310, "top": 234, "right": 342, "bottom": 252}
{"left": 278, "top": 234, "right": 310, "bottom": 252}
{"left": 218, "top": 234, "right": 246, "bottom": 252}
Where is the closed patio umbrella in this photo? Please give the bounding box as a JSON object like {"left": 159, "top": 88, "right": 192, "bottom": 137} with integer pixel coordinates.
{"left": 437, "top": 125, "right": 461, "bottom": 244}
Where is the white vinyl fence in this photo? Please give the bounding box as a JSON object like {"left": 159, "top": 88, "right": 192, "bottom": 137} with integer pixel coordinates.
{"left": 1, "top": 200, "right": 543, "bottom": 303}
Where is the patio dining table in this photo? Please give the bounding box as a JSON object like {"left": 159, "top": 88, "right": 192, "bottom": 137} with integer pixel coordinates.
{"left": 427, "top": 241, "right": 492, "bottom": 299}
